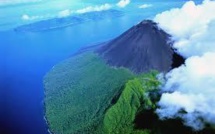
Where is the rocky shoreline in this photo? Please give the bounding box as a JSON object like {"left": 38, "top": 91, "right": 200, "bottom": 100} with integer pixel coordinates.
{"left": 43, "top": 115, "right": 53, "bottom": 134}
{"left": 43, "top": 97, "right": 53, "bottom": 134}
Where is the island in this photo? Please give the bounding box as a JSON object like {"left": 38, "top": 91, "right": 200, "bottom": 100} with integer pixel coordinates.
{"left": 43, "top": 20, "right": 215, "bottom": 134}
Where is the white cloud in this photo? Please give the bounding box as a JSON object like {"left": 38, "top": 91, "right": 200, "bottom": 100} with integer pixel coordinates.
{"left": 76, "top": 4, "right": 112, "bottom": 14}
{"left": 157, "top": 52, "right": 215, "bottom": 130}
{"left": 21, "top": 14, "right": 41, "bottom": 21}
{"left": 21, "top": 3, "right": 112, "bottom": 21}
{"left": 117, "top": 0, "right": 130, "bottom": 8}
{"left": 58, "top": 9, "right": 72, "bottom": 18}
{"left": 154, "top": 0, "right": 215, "bottom": 58}
{"left": 21, "top": 14, "right": 51, "bottom": 21}
{"left": 139, "top": 4, "right": 152, "bottom": 9}
{"left": 22, "top": 14, "right": 30, "bottom": 20}
{"left": 154, "top": 0, "right": 215, "bottom": 130}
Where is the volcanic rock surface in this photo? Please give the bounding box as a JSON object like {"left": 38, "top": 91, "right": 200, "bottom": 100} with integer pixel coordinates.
{"left": 97, "top": 20, "right": 184, "bottom": 73}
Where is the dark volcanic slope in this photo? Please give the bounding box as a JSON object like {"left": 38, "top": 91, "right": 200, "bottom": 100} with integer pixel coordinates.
{"left": 97, "top": 20, "right": 183, "bottom": 73}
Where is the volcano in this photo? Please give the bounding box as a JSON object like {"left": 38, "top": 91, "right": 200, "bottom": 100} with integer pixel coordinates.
{"left": 44, "top": 20, "right": 186, "bottom": 134}
{"left": 97, "top": 20, "right": 184, "bottom": 73}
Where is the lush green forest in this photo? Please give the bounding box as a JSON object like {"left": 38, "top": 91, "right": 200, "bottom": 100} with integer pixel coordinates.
{"left": 103, "top": 72, "right": 160, "bottom": 134}
{"left": 44, "top": 52, "right": 135, "bottom": 134}
{"left": 44, "top": 51, "right": 215, "bottom": 134}
{"left": 44, "top": 51, "right": 162, "bottom": 134}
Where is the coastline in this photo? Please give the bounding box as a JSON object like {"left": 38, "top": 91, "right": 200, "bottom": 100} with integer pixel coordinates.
{"left": 43, "top": 93, "right": 54, "bottom": 134}
{"left": 41, "top": 40, "right": 110, "bottom": 134}
{"left": 43, "top": 115, "right": 53, "bottom": 134}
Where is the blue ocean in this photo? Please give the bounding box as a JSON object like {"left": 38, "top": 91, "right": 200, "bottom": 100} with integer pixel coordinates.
{"left": 0, "top": 0, "right": 201, "bottom": 134}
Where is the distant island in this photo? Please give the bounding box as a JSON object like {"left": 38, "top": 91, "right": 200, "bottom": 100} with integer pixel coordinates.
{"left": 43, "top": 20, "right": 215, "bottom": 134}
{"left": 15, "top": 10, "right": 123, "bottom": 32}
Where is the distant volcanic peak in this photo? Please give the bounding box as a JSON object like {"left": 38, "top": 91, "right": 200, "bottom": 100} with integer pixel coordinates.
{"left": 97, "top": 20, "right": 182, "bottom": 74}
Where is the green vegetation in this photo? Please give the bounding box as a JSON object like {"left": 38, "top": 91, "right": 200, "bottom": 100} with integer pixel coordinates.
{"left": 103, "top": 72, "right": 160, "bottom": 134}
{"left": 44, "top": 51, "right": 161, "bottom": 134}
{"left": 44, "top": 52, "right": 135, "bottom": 134}
{"left": 44, "top": 51, "right": 215, "bottom": 134}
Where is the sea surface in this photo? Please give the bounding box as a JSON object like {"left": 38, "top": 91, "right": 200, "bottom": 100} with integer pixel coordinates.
{"left": 0, "top": 0, "right": 201, "bottom": 134}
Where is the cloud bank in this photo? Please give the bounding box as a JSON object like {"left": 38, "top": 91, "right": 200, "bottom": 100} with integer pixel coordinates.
{"left": 21, "top": 14, "right": 44, "bottom": 21}
{"left": 58, "top": 9, "right": 72, "bottom": 18}
{"left": 157, "top": 52, "right": 215, "bottom": 130}
{"left": 139, "top": 4, "right": 152, "bottom": 9}
{"left": 154, "top": 0, "right": 215, "bottom": 130}
{"left": 154, "top": 0, "right": 215, "bottom": 58}
{"left": 76, "top": 4, "right": 112, "bottom": 14}
{"left": 117, "top": 0, "right": 130, "bottom": 8}
{"left": 58, "top": 4, "right": 112, "bottom": 17}
{"left": 22, "top": 3, "right": 112, "bottom": 21}
{"left": 21, "top": 14, "right": 54, "bottom": 21}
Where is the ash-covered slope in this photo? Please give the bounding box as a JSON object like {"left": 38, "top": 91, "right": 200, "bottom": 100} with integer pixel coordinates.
{"left": 97, "top": 20, "right": 183, "bottom": 73}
